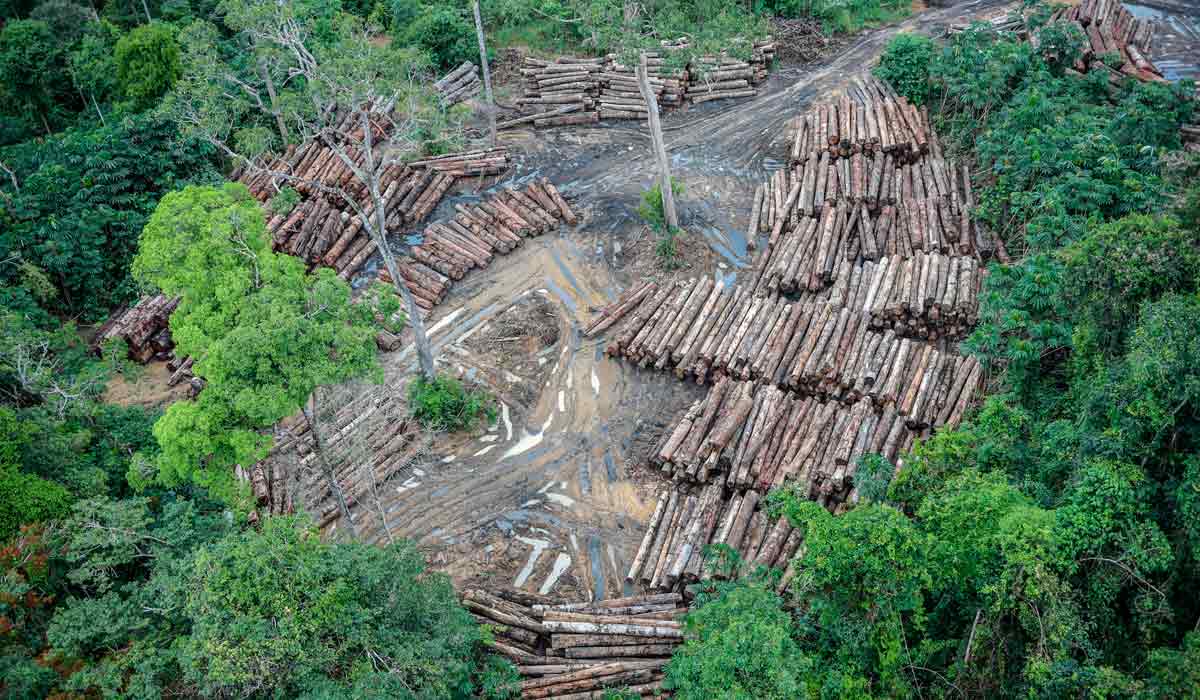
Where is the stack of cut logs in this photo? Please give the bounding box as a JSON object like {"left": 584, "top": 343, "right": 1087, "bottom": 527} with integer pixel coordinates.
{"left": 646, "top": 365, "right": 980, "bottom": 491}
{"left": 950, "top": 2, "right": 1161, "bottom": 84}
{"left": 466, "top": 588, "right": 681, "bottom": 698}
{"left": 508, "top": 56, "right": 604, "bottom": 129}
{"left": 589, "top": 274, "right": 982, "bottom": 382}
{"left": 249, "top": 389, "right": 424, "bottom": 528}
{"left": 380, "top": 178, "right": 579, "bottom": 316}
{"left": 436, "top": 61, "right": 482, "bottom": 106}
{"left": 629, "top": 486, "right": 806, "bottom": 591}
{"left": 683, "top": 39, "right": 776, "bottom": 105}
{"left": 1051, "top": 0, "right": 1162, "bottom": 83}
{"left": 506, "top": 39, "right": 775, "bottom": 129}
{"left": 591, "top": 90, "right": 991, "bottom": 595}
{"left": 600, "top": 52, "right": 689, "bottom": 118}
{"left": 238, "top": 140, "right": 510, "bottom": 279}
{"left": 789, "top": 77, "right": 931, "bottom": 164}
{"left": 93, "top": 294, "right": 180, "bottom": 363}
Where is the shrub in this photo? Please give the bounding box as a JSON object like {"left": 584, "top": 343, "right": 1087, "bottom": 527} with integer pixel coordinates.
{"left": 637, "top": 177, "right": 683, "bottom": 232}
{"left": 402, "top": 6, "right": 475, "bottom": 72}
{"left": 0, "top": 467, "right": 72, "bottom": 541}
{"left": 874, "top": 33, "right": 935, "bottom": 106}
{"left": 408, "top": 374, "right": 494, "bottom": 432}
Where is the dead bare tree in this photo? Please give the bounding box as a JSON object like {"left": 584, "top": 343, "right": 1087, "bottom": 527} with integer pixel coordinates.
{"left": 172, "top": 4, "right": 439, "bottom": 379}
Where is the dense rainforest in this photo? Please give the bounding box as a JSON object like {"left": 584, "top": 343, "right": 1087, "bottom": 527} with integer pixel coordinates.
{"left": 1, "top": 0, "right": 1198, "bottom": 697}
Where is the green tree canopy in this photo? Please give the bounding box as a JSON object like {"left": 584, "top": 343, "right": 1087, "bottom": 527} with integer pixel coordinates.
{"left": 181, "top": 516, "right": 487, "bottom": 697}
{"left": 115, "top": 22, "right": 182, "bottom": 108}
{"left": 132, "top": 183, "right": 385, "bottom": 500}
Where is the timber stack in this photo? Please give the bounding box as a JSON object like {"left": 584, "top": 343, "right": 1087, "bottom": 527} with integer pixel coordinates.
{"left": 788, "top": 76, "right": 932, "bottom": 164}
{"left": 237, "top": 142, "right": 510, "bottom": 280}
{"left": 506, "top": 39, "right": 775, "bottom": 129}
{"left": 629, "top": 485, "right": 805, "bottom": 592}
{"left": 250, "top": 389, "right": 424, "bottom": 529}
{"left": 509, "top": 56, "right": 604, "bottom": 129}
{"left": 599, "top": 51, "right": 689, "bottom": 119}
{"left": 588, "top": 273, "right": 982, "bottom": 382}
{"left": 645, "top": 365, "right": 980, "bottom": 492}
{"left": 680, "top": 37, "right": 776, "bottom": 105}
{"left": 466, "top": 588, "right": 681, "bottom": 698}
{"left": 93, "top": 294, "right": 180, "bottom": 363}
{"left": 1051, "top": 0, "right": 1162, "bottom": 82}
{"left": 950, "top": 2, "right": 1161, "bottom": 84}
{"left": 436, "top": 61, "right": 482, "bottom": 106}
{"left": 381, "top": 178, "right": 579, "bottom": 316}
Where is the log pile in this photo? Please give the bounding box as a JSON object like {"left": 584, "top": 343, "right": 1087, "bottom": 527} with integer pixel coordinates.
{"left": 93, "top": 294, "right": 180, "bottom": 363}
{"left": 382, "top": 178, "right": 580, "bottom": 316}
{"left": 645, "top": 362, "right": 981, "bottom": 491}
{"left": 1050, "top": 0, "right": 1162, "bottom": 83}
{"left": 590, "top": 274, "right": 983, "bottom": 382}
{"left": 507, "top": 40, "right": 776, "bottom": 129}
{"left": 599, "top": 52, "right": 688, "bottom": 119}
{"left": 949, "top": 3, "right": 1161, "bottom": 84}
{"left": 510, "top": 56, "right": 604, "bottom": 128}
{"left": 808, "top": 254, "right": 985, "bottom": 339}
{"left": 238, "top": 142, "right": 511, "bottom": 279}
{"left": 789, "top": 77, "right": 932, "bottom": 164}
{"left": 436, "top": 61, "right": 482, "bottom": 106}
{"left": 251, "top": 388, "right": 424, "bottom": 528}
{"left": 629, "top": 486, "right": 805, "bottom": 592}
{"left": 467, "top": 589, "right": 682, "bottom": 698}
{"left": 681, "top": 39, "right": 775, "bottom": 105}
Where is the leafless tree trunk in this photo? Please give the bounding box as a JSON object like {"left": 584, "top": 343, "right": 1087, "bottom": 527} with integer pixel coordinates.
{"left": 258, "top": 58, "right": 289, "bottom": 145}
{"left": 637, "top": 53, "right": 677, "bottom": 229}
{"left": 302, "top": 391, "right": 357, "bottom": 542}
{"left": 357, "top": 110, "right": 437, "bottom": 380}
{"left": 141, "top": 0, "right": 152, "bottom": 22}
{"left": 472, "top": 1, "right": 498, "bottom": 147}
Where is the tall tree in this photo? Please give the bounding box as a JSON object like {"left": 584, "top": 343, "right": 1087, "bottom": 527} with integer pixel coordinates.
{"left": 171, "top": 2, "right": 440, "bottom": 379}
{"left": 132, "top": 183, "right": 389, "bottom": 517}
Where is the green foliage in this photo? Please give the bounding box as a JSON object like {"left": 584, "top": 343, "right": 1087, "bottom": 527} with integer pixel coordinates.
{"left": 1061, "top": 214, "right": 1200, "bottom": 353}
{"left": 133, "top": 183, "right": 382, "bottom": 499}
{"left": 636, "top": 178, "right": 682, "bottom": 233}
{"left": 29, "top": 1, "right": 93, "bottom": 47}
{"left": 762, "top": 0, "right": 909, "bottom": 33}
{"left": 407, "top": 374, "right": 494, "bottom": 432}
{"left": 874, "top": 33, "right": 935, "bottom": 105}
{"left": 115, "top": 22, "right": 182, "bottom": 108}
{"left": 268, "top": 185, "right": 301, "bottom": 216}
{"left": 401, "top": 5, "right": 475, "bottom": 72}
{"left": 181, "top": 516, "right": 484, "bottom": 698}
{"left": 0, "top": 112, "right": 221, "bottom": 319}
{"left": 852, "top": 452, "right": 893, "bottom": 503}
{"left": 1032, "top": 19, "right": 1084, "bottom": 75}
{"left": 664, "top": 582, "right": 812, "bottom": 699}
{"left": 0, "top": 432, "right": 72, "bottom": 539}
{"left": 0, "top": 19, "right": 74, "bottom": 138}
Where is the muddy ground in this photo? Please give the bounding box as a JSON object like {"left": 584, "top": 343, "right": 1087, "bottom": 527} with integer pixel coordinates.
{"left": 350, "top": 0, "right": 1017, "bottom": 601}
